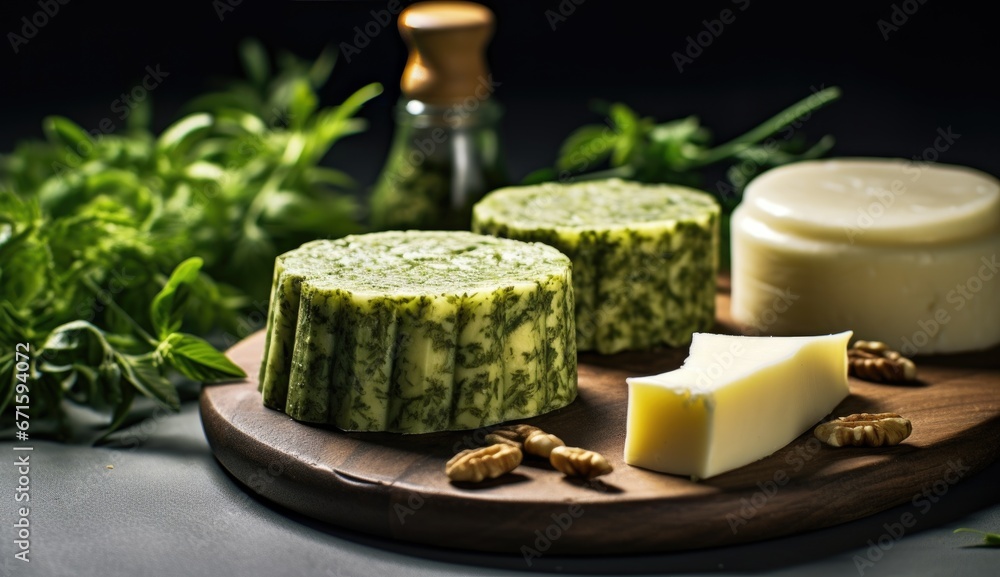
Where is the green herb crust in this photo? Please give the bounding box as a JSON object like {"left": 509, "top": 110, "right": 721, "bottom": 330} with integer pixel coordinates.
{"left": 258, "top": 231, "right": 577, "bottom": 433}
{"left": 472, "top": 178, "right": 719, "bottom": 354}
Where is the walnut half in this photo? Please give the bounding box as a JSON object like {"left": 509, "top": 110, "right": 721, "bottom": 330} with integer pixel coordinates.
{"left": 445, "top": 443, "right": 522, "bottom": 482}
{"left": 849, "top": 340, "right": 917, "bottom": 383}
{"left": 485, "top": 424, "right": 566, "bottom": 458}
{"left": 814, "top": 413, "right": 913, "bottom": 448}
{"left": 549, "top": 446, "right": 613, "bottom": 479}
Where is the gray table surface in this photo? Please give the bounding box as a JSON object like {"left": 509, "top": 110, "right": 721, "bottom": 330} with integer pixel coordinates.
{"left": 2, "top": 396, "right": 999, "bottom": 577}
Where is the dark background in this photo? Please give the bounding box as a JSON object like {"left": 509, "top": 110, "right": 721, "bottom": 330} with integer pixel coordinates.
{"left": 1, "top": 0, "right": 997, "bottom": 188}
{"left": 2, "top": 4, "right": 1000, "bottom": 576}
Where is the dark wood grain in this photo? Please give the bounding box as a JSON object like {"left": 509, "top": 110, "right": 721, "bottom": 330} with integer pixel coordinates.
{"left": 201, "top": 284, "right": 1000, "bottom": 554}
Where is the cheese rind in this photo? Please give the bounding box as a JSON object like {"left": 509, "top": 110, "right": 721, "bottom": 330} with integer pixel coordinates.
{"left": 731, "top": 158, "right": 1000, "bottom": 354}
{"left": 258, "top": 231, "right": 577, "bottom": 433}
{"left": 472, "top": 178, "right": 719, "bottom": 354}
{"left": 624, "top": 331, "right": 851, "bottom": 479}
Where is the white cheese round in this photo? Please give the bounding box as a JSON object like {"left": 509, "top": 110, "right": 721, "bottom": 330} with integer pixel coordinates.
{"left": 731, "top": 158, "right": 1000, "bottom": 354}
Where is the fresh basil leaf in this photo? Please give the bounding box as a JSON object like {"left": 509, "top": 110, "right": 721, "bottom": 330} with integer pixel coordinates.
{"left": 98, "top": 355, "right": 123, "bottom": 406}
{"left": 259, "top": 191, "right": 360, "bottom": 238}
{"left": 328, "top": 82, "right": 383, "bottom": 126}
{"left": 160, "top": 332, "right": 246, "bottom": 382}
{"left": 239, "top": 38, "right": 271, "bottom": 88}
{"left": 229, "top": 222, "right": 276, "bottom": 281}
{"left": 556, "top": 125, "right": 614, "bottom": 172}
{"left": 0, "top": 230, "right": 48, "bottom": 310}
{"left": 84, "top": 169, "right": 142, "bottom": 193}
{"left": 117, "top": 353, "right": 180, "bottom": 410}
{"left": 308, "top": 45, "right": 337, "bottom": 88}
{"left": 0, "top": 304, "right": 27, "bottom": 348}
{"left": 0, "top": 355, "right": 14, "bottom": 416}
{"left": 213, "top": 109, "right": 268, "bottom": 135}
{"left": 307, "top": 166, "right": 356, "bottom": 189}
{"left": 39, "top": 321, "right": 130, "bottom": 409}
{"left": 183, "top": 161, "right": 227, "bottom": 182}
{"left": 127, "top": 97, "right": 152, "bottom": 133}
{"left": 43, "top": 116, "right": 94, "bottom": 158}
{"left": 157, "top": 113, "right": 212, "bottom": 154}
{"left": 150, "top": 257, "right": 203, "bottom": 339}
{"left": 0, "top": 190, "right": 39, "bottom": 226}
{"left": 608, "top": 103, "right": 640, "bottom": 167}
{"left": 96, "top": 383, "right": 136, "bottom": 442}
{"left": 289, "top": 79, "right": 318, "bottom": 130}
{"left": 646, "top": 116, "right": 699, "bottom": 171}
{"left": 184, "top": 90, "right": 263, "bottom": 116}
{"left": 520, "top": 168, "right": 557, "bottom": 185}
{"left": 41, "top": 320, "right": 112, "bottom": 368}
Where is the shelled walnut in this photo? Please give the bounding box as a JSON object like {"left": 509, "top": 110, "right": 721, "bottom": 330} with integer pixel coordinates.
{"left": 486, "top": 424, "right": 566, "bottom": 458}
{"left": 814, "top": 413, "right": 913, "bottom": 447}
{"left": 848, "top": 340, "right": 917, "bottom": 383}
{"left": 445, "top": 444, "right": 522, "bottom": 482}
{"left": 549, "top": 446, "right": 614, "bottom": 479}
{"left": 448, "top": 424, "right": 613, "bottom": 483}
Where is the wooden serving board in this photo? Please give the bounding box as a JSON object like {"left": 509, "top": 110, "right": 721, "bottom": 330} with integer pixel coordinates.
{"left": 201, "top": 283, "right": 1000, "bottom": 554}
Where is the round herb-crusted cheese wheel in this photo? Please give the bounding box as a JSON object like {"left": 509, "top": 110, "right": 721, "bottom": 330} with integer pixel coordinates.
{"left": 258, "top": 231, "right": 577, "bottom": 433}
{"left": 472, "top": 178, "right": 719, "bottom": 354}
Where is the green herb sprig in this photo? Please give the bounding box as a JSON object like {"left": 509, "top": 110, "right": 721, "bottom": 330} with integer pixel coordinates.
{"left": 954, "top": 528, "right": 1000, "bottom": 547}
{"left": 26, "top": 258, "right": 245, "bottom": 439}
{"left": 0, "top": 39, "right": 381, "bottom": 440}
{"left": 523, "top": 87, "right": 840, "bottom": 269}
{"left": 525, "top": 86, "right": 841, "bottom": 206}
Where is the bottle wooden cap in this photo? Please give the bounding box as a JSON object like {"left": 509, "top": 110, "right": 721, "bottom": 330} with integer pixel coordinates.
{"left": 398, "top": 1, "right": 495, "bottom": 105}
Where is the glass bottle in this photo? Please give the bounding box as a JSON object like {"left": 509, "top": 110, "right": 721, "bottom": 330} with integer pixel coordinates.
{"left": 370, "top": 1, "right": 507, "bottom": 231}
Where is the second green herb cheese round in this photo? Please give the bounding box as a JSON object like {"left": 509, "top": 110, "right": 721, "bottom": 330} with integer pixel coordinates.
{"left": 472, "top": 179, "right": 719, "bottom": 354}
{"left": 258, "top": 231, "right": 577, "bottom": 433}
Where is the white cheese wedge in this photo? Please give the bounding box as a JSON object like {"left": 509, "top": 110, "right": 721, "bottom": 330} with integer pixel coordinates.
{"left": 731, "top": 158, "right": 1000, "bottom": 354}
{"left": 624, "top": 331, "right": 851, "bottom": 479}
